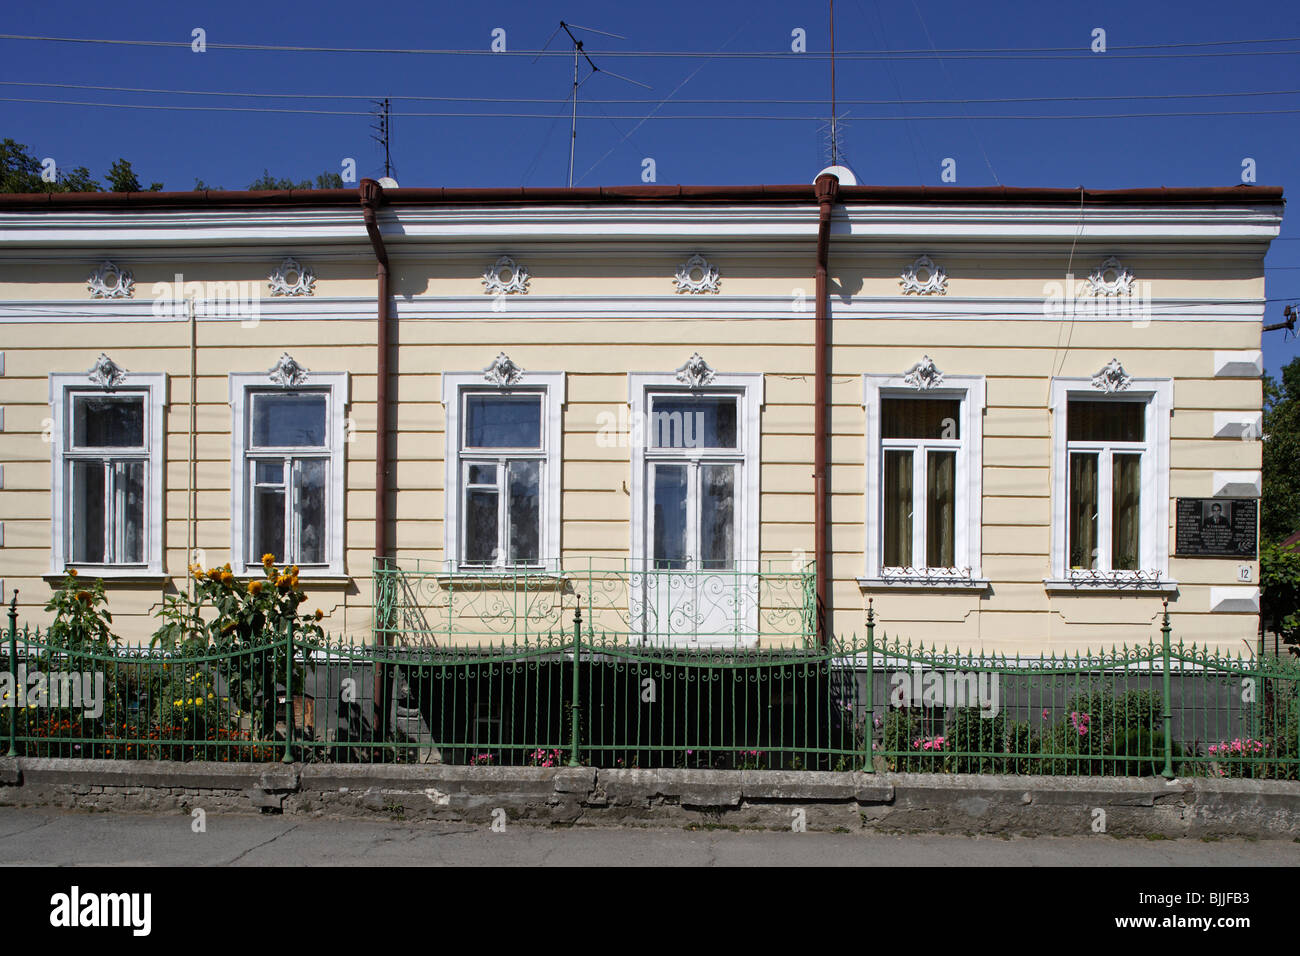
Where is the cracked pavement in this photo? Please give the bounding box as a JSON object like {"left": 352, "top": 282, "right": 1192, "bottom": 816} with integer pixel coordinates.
{"left": 0, "top": 807, "right": 1297, "bottom": 865}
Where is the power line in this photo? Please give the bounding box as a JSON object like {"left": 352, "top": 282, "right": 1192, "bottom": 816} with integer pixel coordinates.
{"left": 3, "top": 32, "right": 1300, "bottom": 59}
{"left": 6, "top": 96, "right": 1300, "bottom": 121}
{"left": 9, "top": 79, "right": 1300, "bottom": 105}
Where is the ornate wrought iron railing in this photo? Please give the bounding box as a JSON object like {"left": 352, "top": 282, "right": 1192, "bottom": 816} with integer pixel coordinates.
{"left": 371, "top": 557, "right": 817, "bottom": 647}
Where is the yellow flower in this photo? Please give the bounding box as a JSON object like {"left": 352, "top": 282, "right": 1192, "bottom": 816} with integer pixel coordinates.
{"left": 173, "top": 699, "right": 183, "bottom": 707}
{"left": 207, "top": 568, "right": 222, "bottom": 581}
{"left": 220, "top": 572, "right": 235, "bottom": 586}
{"left": 76, "top": 590, "right": 92, "bottom": 605}
{"left": 262, "top": 553, "right": 275, "bottom": 567}
{"left": 67, "top": 568, "right": 78, "bottom": 577}
{"left": 248, "top": 580, "right": 264, "bottom": 596}
{"left": 314, "top": 609, "right": 323, "bottom": 621}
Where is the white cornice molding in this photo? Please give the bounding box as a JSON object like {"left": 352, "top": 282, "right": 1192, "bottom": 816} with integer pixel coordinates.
{"left": 0, "top": 295, "right": 1268, "bottom": 324}
{"left": 0, "top": 201, "right": 1281, "bottom": 246}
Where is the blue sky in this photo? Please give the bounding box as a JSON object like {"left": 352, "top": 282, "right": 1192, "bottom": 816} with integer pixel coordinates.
{"left": 4, "top": 0, "right": 1298, "bottom": 375}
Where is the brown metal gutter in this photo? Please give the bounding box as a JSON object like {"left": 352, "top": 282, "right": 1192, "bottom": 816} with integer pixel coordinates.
{"left": 359, "top": 177, "right": 391, "bottom": 600}
{"left": 813, "top": 172, "right": 840, "bottom": 646}
{"left": 0, "top": 183, "right": 1282, "bottom": 211}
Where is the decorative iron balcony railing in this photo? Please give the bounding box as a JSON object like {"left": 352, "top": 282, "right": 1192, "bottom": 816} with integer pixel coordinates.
{"left": 372, "top": 557, "right": 817, "bottom": 647}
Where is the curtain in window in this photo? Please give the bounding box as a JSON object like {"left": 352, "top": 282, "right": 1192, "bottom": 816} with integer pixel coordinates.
{"left": 883, "top": 450, "right": 913, "bottom": 567}
{"left": 926, "top": 450, "right": 956, "bottom": 568}
{"left": 882, "top": 399, "right": 961, "bottom": 439}
{"left": 1111, "top": 453, "right": 1141, "bottom": 570}
{"left": 1069, "top": 453, "right": 1099, "bottom": 569}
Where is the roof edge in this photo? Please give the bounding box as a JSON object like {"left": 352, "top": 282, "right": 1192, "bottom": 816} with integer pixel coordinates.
{"left": 0, "top": 182, "right": 1283, "bottom": 211}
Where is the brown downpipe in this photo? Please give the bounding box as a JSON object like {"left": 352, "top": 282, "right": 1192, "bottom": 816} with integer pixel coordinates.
{"left": 813, "top": 172, "right": 840, "bottom": 646}
{"left": 361, "top": 179, "right": 391, "bottom": 741}
{"left": 360, "top": 179, "right": 391, "bottom": 581}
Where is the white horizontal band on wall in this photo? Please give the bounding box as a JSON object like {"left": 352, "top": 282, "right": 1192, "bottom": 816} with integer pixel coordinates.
{"left": 1209, "top": 587, "right": 1260, "bottom": 614}
{"left": 1213, "top": 350, "right": 1263, "bottom": 378}
{"left": 1213, "top": 412, "right": 1262, "bottom": 439}
{"left": 0, "top": 296, "right": 1267, "bottom": 324}
{"left": 1212, "top": 471, "right": 1262, "bottom": 497}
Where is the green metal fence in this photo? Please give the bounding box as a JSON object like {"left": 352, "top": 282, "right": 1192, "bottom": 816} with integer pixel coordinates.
{"left": 4, "top": 598, "right": 1298, "bottom": 777}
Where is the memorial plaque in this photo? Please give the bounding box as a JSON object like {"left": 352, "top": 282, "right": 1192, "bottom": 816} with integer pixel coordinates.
{"left": 1175, "top": 498, "right": 1257, "bottom": 557}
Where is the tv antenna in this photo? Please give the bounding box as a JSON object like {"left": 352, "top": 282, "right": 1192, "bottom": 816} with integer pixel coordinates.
{"left": 828, "top": 0, "right": 841, "bottom": 167}
{"left": 536, "top": 21, "right": 651, "bottom": 187}
{"left": 370, "top": 97, "right": 393, "bottom": 180}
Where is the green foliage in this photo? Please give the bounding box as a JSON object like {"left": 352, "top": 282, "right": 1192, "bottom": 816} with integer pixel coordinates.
{"left": 42, "top": 570, "right": 115, "bottom": 653}
{"left": 1263, "top": 358, "right": 1300, "bottom": 544}
{"left": 1111, "top": 728, "right": 1183, "bottom": 776}
{"left": 1261, "top": 540, "right": 1300, "bottom": 645}
{"left": 104, "top": 158, "right": 162, "bottom": 193}
{"left": 1, "top": 138, "right": 164, "bottom": 193}
{"left": 247, "top": 169, "right": 345, "bottom": 190}
{"left": 945, "top": 707, "right": 1008, "bottom": 773}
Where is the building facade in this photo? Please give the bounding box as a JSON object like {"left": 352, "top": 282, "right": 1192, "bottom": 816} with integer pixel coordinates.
{"left": 0, "top": 177, "right": 1283, "bottom": 652}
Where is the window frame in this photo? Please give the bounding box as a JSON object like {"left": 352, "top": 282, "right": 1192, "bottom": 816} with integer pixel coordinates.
{"left": 628, "top": 372, "right": 763, "bottom": 576}
{"left": 441, "top": 370, "right": 565, "bottom": 573}
{"left": 861, "top": 374, "right": 986, "bottom": 590}
{"left": 229, "top": 372, "right": 349, "bottom": 577}
{"left": 1047, "top": 376, "right": 1174, "bottom": 592}
{"left": 49, "top": 372, "right": 167, "bottom": 577}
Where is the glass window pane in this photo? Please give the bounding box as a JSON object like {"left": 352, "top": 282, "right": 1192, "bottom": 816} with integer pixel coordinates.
{"left": 652, "top": 464, "right": 688, "bottom": 570}
{"left": 464, "top": 489, "right": 499, "bottom": 564}
{"left": 467, "top": 463, "right": 497, "bottom": 485}
{"left": 71, "top": 460, "right": 105, "bottom": 563}
{"left": 465, "top": 395, "right": 542, "bottom": 449}
{"left": 119, "top": 461, "right": 145, "bottom": 564}
{"left": 883, "top": 450, "right": 913, "bottom": 567}
{"left": 1069, "top": 452, "right": 1099, "bottom": 569}
{"left": 1112, "top": 453, "right": 1141, "bottom": 571}
{"left": 700, "top": 464, "right": 736, "bottom": 570}
{"left": 254, "top": 460, "right": 284, "bottom": 485}
{"left": 73, "top": 395, "right": 144, "bottom": 448}
{"left": 1067, "top": 400, "right": 1144, "bottom": 442}
{"left": 254, "top": 486, "right": 285, "bottom": 564}
{"left": 650, "top": 396, "right": 738, "bottom": 449}
{"left": 252, "top": 393, "right": 327, "bottom": 447}
{"left": 508, "top": 460, "right": 540, "bottom": 565}
{"left": 297, "top": 459, "right": 326, "bottom": 565}
{"left": 882, "top": 398, "right": 961, "bottom": 440}
{"left": 926, "top": 451, "right": 956, "bottom": 568}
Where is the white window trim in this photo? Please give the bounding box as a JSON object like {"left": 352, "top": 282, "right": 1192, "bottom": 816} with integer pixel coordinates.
{"left": 1046, "top": 376, "right": 1176, "bottom": 593}
{"left": 859, "top": 374, "right": 987, "bottom": 591}
{"left": 628, "top": 372, "right": 764, "bottom": 576}
{"left": 229, "top": 371, "right": 349, "bottom": 577}
{"left": 49, "top": 372, "right": 167, "bottom": 577}
{"left": 441, "top": 370, "right": 566, "bottom": 573}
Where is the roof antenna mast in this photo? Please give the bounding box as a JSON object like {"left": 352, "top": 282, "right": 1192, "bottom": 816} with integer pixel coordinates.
{"left": 536, "top": 21, "right": 651, "bottom": 187}
{"left": 829, "top": 0, "right": 838, "bottom": 167}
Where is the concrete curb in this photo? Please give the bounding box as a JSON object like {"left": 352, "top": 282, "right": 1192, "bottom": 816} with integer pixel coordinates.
{"left": 1, "top": 757, "right": 1297, "bottom": 838}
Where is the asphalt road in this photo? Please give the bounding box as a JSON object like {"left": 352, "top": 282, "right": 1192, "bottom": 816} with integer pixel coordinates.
{"left": 0, "top": 807, "right": 1296, "bottom": 866}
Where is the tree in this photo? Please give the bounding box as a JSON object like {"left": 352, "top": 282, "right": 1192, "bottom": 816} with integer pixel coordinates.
{"left": 104, "top": 158, "right": 163, "bottom": 193}
{"left": 0, "top": 138, "right": 171, "bottom": 192}
{"left": 1261, "top": 354, "right": 1300, "bottom": 649}
{"left": 248, "top": 169, "right": 344, "bottom": 190}
{"left": 0, "top": 138, "right": 43, "bottom": 192}
{"left": 1262, "top": 356, "right": 1300, "bottom": 543}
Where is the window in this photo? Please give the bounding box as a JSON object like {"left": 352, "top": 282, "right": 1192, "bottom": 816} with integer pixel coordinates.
{"left": 628, "top": 370, "right": 763, "bottom": 644}
{"left": 646, "top": 392, "right": 742, "bottom": 571}
{"left": 1048, "top": 374, "right": 1173, "bottom": 590}
{"left": 862, "top": 373, "right": 985, "bottom": 589}
{"left": 49, "top": 372, "right": 166, "bottom": 575}
{"left": 441, "top": 369, "right": 565, "bottom": 571}
{"left": 230, "top": 372, "right": 348, "bottom": 576}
